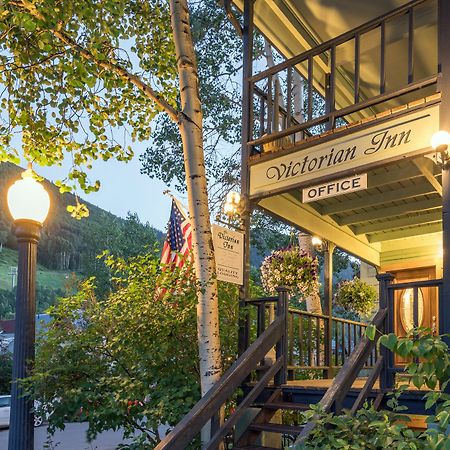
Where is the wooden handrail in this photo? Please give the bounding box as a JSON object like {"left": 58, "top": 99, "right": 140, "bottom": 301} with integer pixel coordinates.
{"left": 155, "top": 314, "right": 285, "bottom": 450}
{"left": 295, "top": 308, "right": 387, "bottom": 444}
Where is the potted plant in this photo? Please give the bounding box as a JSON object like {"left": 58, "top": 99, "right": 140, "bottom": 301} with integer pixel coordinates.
{"left": 260, "top": 246, "right": 319, "bottom": 299}
{"left": 334, "top": 277, "right": 377, "bottom": 316}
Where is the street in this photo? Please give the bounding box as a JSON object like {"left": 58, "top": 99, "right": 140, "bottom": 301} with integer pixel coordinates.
{"left": 0, "top": 422, "right": 134, "bottom": 449}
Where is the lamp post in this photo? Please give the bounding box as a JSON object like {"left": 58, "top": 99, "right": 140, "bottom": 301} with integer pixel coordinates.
{"left": 7, "top": 167, "right": 50, "bottom": 450}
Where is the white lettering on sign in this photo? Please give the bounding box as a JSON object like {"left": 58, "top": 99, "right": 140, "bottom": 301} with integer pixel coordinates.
{"left": 212, "top": 224, "right": 244, "bottom": 285}
{"left": 250, "top": 105, "right": 439, "bottom": 197}
{"left": 302, "top": 174, "right": 367, "bottom": 203}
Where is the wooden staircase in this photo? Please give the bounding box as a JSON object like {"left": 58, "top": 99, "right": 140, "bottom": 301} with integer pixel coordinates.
{"left": 233, "top": 389, "right": 307, "bottom": 449}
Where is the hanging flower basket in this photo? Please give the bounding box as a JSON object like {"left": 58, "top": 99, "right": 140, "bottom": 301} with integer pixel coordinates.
{"left": 335, "top": 277, "right": 377, "bottom": 316}
{"left": 260, "top": 246, "right": 319, "bottom": 298}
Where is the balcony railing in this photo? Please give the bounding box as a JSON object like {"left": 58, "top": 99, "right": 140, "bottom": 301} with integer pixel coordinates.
{"left": 248, "top": 0, "right": 439, "bottom": 155}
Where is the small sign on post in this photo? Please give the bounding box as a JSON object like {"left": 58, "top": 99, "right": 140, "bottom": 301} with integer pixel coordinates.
{"left": 302, "top": 173, "right": 367, "bottom": 203}
{"left": 212, "top": 224, "right": 244, "bottom": 285}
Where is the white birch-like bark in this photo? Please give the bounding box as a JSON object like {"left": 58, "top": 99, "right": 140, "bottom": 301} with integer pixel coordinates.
{"left": 169, "top": 0, "right": 222, "bottom": 397}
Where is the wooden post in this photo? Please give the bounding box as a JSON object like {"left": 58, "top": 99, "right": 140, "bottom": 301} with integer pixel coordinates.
{"left": 323, "top": 241, "right": 335, "bottom": 378}
{"left": 238, "top": 0, "right": 254, "bottom": 357}
{"left": 376, "top": 273, "right": 395, "bottom": 390}
{"left": 439, "top": 0, "right": 450, "bottom": 348}
{"left": 275, "top": 287, "right": 289, "bottom": 386}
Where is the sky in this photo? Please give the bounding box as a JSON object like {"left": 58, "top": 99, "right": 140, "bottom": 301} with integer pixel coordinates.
{"left": 32, "top": 150, "right": 176, "bottom": 232}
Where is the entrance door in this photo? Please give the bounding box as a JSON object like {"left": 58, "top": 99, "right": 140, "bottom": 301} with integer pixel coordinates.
{"left": 391, "top": 267, "right": 438, "bottom": 365}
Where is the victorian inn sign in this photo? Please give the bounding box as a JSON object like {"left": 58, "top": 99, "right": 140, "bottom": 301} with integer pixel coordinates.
{"left": 250, "top": 105, "right": 439, "bottom": 197}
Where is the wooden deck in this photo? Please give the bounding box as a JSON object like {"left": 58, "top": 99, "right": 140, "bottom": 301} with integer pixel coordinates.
{"left": 283, "top": 377, "right": 429, "bottom": 391}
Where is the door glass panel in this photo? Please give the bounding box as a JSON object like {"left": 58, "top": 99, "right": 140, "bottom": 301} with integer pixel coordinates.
{"left": 400, "top": 288, "right": 424, "bottom": 332}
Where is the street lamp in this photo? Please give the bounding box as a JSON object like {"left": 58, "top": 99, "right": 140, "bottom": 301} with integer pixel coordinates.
{"left": 7, "top": 166, "right": 50, "bottom": 450}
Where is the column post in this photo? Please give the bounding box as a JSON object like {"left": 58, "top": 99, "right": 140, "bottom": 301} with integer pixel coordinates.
{"left": 238, "top": 0, "right": 254, "bottom": 356}
{"left": 376, "top": 273, "right": 395, "bottom": 391}
{"left": 438, "top": 0, "right": 450, "bottom": 345}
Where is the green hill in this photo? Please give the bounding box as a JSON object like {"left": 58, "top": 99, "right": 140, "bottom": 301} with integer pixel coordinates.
{"left": 0, "top": 247, "right": 70, "bottom": 292}
{"left": 0, "top": 162, "right": 164, "bottom": 318}
{"left": 0, "top": 162, "right": 164, "bottom": 272}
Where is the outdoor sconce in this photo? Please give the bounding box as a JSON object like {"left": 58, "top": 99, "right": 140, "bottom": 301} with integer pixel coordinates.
{"left": 430, "top": 130, "right": 450, "bottom": 167}
{"left": 311, "top": 236, "right": 323, "bottom": 251}
{"left": 7, "top": 165, "right": 50, "bottom": 449}
{"left": 223, "top": 191, "right": 242, "bottom": 217}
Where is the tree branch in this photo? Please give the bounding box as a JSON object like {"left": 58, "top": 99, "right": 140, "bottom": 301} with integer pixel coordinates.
{"left": 16, "top": 0, "right": 180, "bottom": 123}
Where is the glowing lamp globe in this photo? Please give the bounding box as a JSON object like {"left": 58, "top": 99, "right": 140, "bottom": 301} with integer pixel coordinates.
{"left": 312, "top": 236, "right": 323, "bottom": 249}
{"left": 7, "top": 169, "right": 50, "bottom": 224}
{"left": 226, "top": 191, "right": 241, "bottom": 206}
{"left": 431, "top": 130, "right": 450, "bottom": 151}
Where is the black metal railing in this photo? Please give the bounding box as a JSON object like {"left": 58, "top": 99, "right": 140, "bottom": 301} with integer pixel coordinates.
{"left": 247, "top": 0, "right": 438, "bottom": 153}
{"left": 248, "top": 298, "right": 373, "bottom": 377}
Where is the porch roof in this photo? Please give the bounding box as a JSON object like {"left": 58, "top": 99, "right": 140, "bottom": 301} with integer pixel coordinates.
{"left": 234, "top": 0, "right": 442, "bottom": 268}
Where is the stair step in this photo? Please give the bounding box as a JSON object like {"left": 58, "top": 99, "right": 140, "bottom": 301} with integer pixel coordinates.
{"left": 264, "top": 401, "right": 309, "bottom": 411}
{"left": 249, "top": 422, "right": 304, "bottom": 435}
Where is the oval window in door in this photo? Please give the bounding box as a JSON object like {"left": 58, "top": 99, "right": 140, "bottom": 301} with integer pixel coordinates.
{"left": 400, "top": 288, "right": 424, "bottom": 333}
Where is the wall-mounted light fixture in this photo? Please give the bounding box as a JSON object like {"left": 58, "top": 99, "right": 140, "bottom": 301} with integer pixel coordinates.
{"left": 429, "top": 130, "right": 450, "bottom": 167}
{"left": 311, "top": 236, "right": 323, "bottom": 251}
{"left": 223, "top": 191, "right": 242, "bottom": 217}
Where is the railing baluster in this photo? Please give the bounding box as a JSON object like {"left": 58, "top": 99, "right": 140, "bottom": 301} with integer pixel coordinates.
{"left": 413, "top": 286, "right": 419, "bottom": 328}
{"left": 334, "top": 320, "right": 338, "bottom": 367}
{"left": 299, "top": 314, "right": 304, "bottom": 365}
{"left": 354, "top": 33, "right": 360, "bottom": 103}
{"left": 347, "top": 322, "right": 352, "bottom": 356}
{"left": 380, "top": 21, "right": 386, "bottom": 94}
{"left": 408, "top": 8, "right": 414, "bottom": 84}
{"left": 353, "top": 323, "right": 357, "bottom": 352}
{"left": 267, "top": 75, "right": 273, "bottom": 134}
{"left": 307, "top": 55, "right": 313, "bottom": 121}
{"left": 259, "top": 95, "right": 265, "bottom": 138}
{"left": 288, "top": 311, "right": 294, "bottom": 379}
{"left": 316, "top": 317, "right": 321, "bottom": 367}
{"left": 326, "top": 45, "right": 336, "bottom": 130}
{"left": 308, "top": 316, "right": 313, "bottom": 366}
{"left": 286, "top": 66, "right": 292, "bottom": 129}
{"left": 341, "top": 321, "right": 345, "bottom": 365}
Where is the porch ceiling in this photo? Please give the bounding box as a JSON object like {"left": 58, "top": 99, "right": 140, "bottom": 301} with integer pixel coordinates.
{"left": 233, "top": 0, "right": 437, "bottom": 109}
{"left": 257, "top": 156, "right": 443, "bottom": 266}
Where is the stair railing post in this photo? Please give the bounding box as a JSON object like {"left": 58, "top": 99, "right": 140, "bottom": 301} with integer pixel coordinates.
{"left": 376, "top": 273, "right": 395, "bottom": 390}
{"left": 275, "top": 286, "right": 289, "bottom": 386}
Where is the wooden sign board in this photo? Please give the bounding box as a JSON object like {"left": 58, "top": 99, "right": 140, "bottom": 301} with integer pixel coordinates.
{"left": 302, "top": 173, "right": 367, "bottom": 203}
{"left": 212, "top": 224, "right": 244, "bottom": 285}
{"left": 250, "top": 105, "right": 439, "bottom": 197}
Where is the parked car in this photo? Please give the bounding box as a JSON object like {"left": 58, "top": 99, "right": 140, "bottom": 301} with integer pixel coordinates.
{"left": 0, "top": 395, "right": 44, "bottom": 428}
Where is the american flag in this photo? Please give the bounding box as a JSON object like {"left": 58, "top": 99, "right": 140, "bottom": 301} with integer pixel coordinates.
{"left": 160, "top": 199, "right": 192, "bottom": 268}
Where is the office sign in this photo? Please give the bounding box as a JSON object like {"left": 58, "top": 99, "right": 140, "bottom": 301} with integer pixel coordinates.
{"left": 302, "top": 174, "right": 367, "bottom": 203}
{"left": 212, "top": 224, "right": 243, "bottom": 285}
{"left": 250, "top": 104, "right": 439, "bottom": 196}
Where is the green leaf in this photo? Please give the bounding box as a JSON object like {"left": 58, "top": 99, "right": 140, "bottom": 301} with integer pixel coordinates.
{"left": 366, "top": 324, "right": 376, "bottom": 341}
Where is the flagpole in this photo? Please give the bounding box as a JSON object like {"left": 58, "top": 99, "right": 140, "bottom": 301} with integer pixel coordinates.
{"left": 163, "top": 190, "right": 189, "bottom": 216}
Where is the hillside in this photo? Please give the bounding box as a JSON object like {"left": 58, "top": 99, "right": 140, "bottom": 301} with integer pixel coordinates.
{"left": 0, "top": 162, "right": 164, "bottom": 272}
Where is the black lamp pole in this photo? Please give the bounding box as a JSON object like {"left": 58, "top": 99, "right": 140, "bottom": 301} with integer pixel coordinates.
{"left": 8, "top": 219, "right": 42, "bottom": 450}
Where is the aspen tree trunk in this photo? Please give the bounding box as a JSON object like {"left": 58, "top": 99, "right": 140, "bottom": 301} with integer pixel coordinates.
{"left": 169, "top": 0, "right": 222, "bottom": 403}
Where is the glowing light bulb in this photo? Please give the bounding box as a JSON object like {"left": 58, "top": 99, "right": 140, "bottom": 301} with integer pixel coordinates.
{"left": 7, "top": 169, "right": 50, "bottom": 224}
